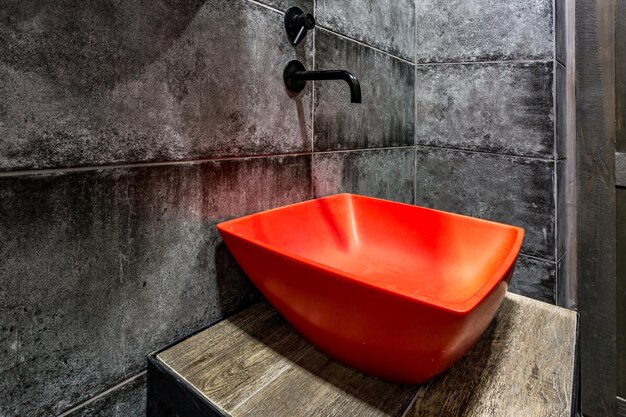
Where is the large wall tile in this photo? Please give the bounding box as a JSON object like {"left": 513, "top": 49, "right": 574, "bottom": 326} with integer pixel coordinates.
{"left": 312, "top": 148, "right": 414, "bottom": 204}
{"left": 415, "top": 62, "right": 554, "bottom": 158}
{"left": 556, "top": 0, "right": 567, "bottom": 65}
{"left": 316, "top": 0, "right": 415, "bottom": 61}
{"left": 510, "top": 255, "right": 556, "bottom": 304}
{"left": 0, "top": 0, "right": 312, "bottom": 171}
{"left": 415, "top": 0, "right": 553, "bottom": 63}
{"left": 414, "top": 147, "right": 555, "bottom": 259}
{"left": 0, "top": 155, "right": 311, "bottom": 416}
{"left": 67, "top": 374, "right": 146, "bottom": 417}
{"left": 314, "top": 30, "right": 414, "bottom": 151}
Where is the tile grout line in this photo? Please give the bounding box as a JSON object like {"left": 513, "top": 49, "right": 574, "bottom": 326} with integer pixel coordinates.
{"left": 0, "top": 147, "right": 417, "bottom": 178}
{"left": 415, "top": 58, "right": 554, "bottom": 66}
{"left": 520, "top": 252, "right": 561, "bottom": 264}
{"left": 56, "top": 371, "right": 146, "bottom": 417}
{"left": 415, "top": 144, "right": 560, "bottom": 163}
{"left": 245, "top": 0, "right": 415, "bottom": 66}
{"left": 414, "top": 0, "right": 418, "bottom": 206}
{"left": 246, "top": 0, "right": 283, "bottom": 15}
{"left": 310, "top": 0, "right": 316, "bottom": 199}
{"left": 316, "top": 26, "right": 415, "bottom": 65}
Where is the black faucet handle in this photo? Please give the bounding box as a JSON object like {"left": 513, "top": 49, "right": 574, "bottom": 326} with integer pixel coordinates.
{"left": 285, "top": 7, "right": 316, "bottom": 46}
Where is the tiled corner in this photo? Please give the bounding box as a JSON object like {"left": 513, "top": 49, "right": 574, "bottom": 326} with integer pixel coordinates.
{"left": 314, "top": 30, "right": 415, "bottom": 151}
{"left": 414, "top": 147, "right": 555, "bottom": 259}
{"left": 415, "top": 0, "right": 553, "bottom": 63}
{"left": 510, "top": 255, "right": 556, "bottom": 304}
{"left": 312, "top": 148, "right": 414, "bottom": 204}
{"left": 556, "top": 0, "right": 567, "bottom": 65}
{"left": 66, "top": 374, "right": 146, "bottom": 417}
{"left": 556, "top": 63, "right": 567, "bottom": 159}
{"left": 0, "top": 155, "right": 311, "bottom": 416}
{"left": 316, "top": 0, "right": 415, "bottom": 61}
{"left": 415, "top": 62, "right": 554, "bottom": 158}
{"left": 0, "top": 0, "right": 312, "bottom": 171}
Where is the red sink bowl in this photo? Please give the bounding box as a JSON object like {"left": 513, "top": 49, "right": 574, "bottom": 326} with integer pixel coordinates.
{"left": 217, "top": 194, "right": 524, "bottom": 384}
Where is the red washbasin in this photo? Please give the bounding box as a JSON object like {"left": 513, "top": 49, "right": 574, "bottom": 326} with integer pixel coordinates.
{"left": 217, "top": 194, "right": 524, "bottom": 384}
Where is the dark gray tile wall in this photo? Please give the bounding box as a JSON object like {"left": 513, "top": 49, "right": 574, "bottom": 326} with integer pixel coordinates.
{"left": 414, "top": 0, "right": 565, "bottom": 305}
{"left": 66, "top": 374, "right": 146, "bottom": 417}
{"left": 0, "top": 1, "right": 416, "bottom": 416}
{"left": 415, "top": 62, "right": 554, "bottom": 158}
{"left": 510, "top": 255, "right": 556, "bottom": 304}
{"left": 556, "top": 0, "right": 567, "bottom": 65}
{"left": 0, "top": 155, "right": 310, "bottom": 416}
{"left": 312, "top": 148, "right": 414, "bottom": 204}
{"left": 316, "top": 0, "right": 415, "bottom": 61}
{"left": 1, "top": 0, "right": 567, "bottom": 415}
{"left": 0, "top": 0, "right": 312, "bottom": 171}
{"left": 414, "top": 147, "right": 555, "bottom": 259}
{"left": 415, "top": 0, "right": 554, "bottom": 63}
{"left": 314, "top": 30, "right": 415, "bottom": 151}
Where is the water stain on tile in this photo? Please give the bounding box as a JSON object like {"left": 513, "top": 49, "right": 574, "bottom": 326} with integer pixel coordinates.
{"left": 314, "top": 30, "right": 414, "bottom": 151}
{"left": 0, "top": 155, "right": 311, "bottom": 416}
{"left": 415, "top": 62, "right": 554, "bottom": 158}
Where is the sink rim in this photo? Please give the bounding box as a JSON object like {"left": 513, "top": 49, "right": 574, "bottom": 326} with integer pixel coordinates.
{"left": 217, "top": 193, "right": 524, "bottom": 314}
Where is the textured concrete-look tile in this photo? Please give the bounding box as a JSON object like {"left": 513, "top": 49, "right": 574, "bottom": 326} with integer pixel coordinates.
{"left": 0, "top": 0, "right": 312, "bottom": 171}
{"left": 312, "top": 148, "right": 414, "bottom": 204}
{"left": 67, "top": 374, "right": 146, "bottom": 417}
{"left": 415, "top": 62, "right": 554, "bottom": 158}
{"left": 415, "top": 0, "right": 553, "bottom": 63}
{"left": 0, "top": 246, "right": 18, "bottom": 374}
{"left": 414, "top": 147, "right": 555, "bottom": 259}
{"left": 0, "top": 155, "right": 311, "bottom": 416}
{"left": 0, "top": 307, "right": 18, "bottom": 374}
{"left": 510, "top": 255, "right": 556, "bottom": 304}
{"left": 556, "top": 0, "right": 567, "bottom": 65}
{"left": 316, "top": 0, "right": 415, "bottom": 61}
{"left": 314, "top": 30, "right": 415, "bottom": 151}
{"left": 556, "top": 63, "right": 567, "bottom": 159}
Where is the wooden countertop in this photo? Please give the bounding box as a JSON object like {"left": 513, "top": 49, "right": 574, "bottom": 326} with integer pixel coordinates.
{"left": 152, "top": 293, "right": 578, "bottom": 417}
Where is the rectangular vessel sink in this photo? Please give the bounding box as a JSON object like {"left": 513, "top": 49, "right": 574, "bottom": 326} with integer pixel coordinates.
{"left": 217, "top": 194, "right": 524, "bottom": 384}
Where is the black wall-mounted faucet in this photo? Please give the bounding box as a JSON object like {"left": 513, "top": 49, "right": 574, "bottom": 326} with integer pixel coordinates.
{"left": 285, "top": 7, "right": 315, "bottom": 46}
{"left": 283, "top": 60, "right": 362, "bottom": 104}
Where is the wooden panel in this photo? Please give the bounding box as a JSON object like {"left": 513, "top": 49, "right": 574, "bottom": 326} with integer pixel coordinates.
{"left": 618, "top": 396, "right": 626, "bottom": 417}
{"left": 405, "top": 293, "right": 577, "bottom": 417}
{"left": 618, "top": 188, "right": 626, "bottom": 398}
{"left": 617, "top": 0, "right": 626, "bottom": 152}
{"left": 156, "top": 293, "right": 577, "bottom": 417}
{"left": 157, "top": 303, "right": 315, "bottom": 413}
{"left": 618, "top": 152, "right": 626, "bottom": 188}
{"left": 576, "top": 0, "right": 618, "bottom": 414}
{"left": 235, "top": 347, "right": 416, "bottom": 417}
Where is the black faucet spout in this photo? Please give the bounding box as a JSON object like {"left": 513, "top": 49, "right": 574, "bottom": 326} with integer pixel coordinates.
{"left": 284, "top": 60, "right": 362, "bottom": 103}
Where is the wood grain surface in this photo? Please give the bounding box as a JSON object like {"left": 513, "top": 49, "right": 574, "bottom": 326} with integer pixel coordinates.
{"left": 405, "top": 294, "right": 577, "bottom": 417}
{"left": 576, "top": 0, "right": 618, "bottom": 414}
{"left": 157, "top": 293, "right": 577, "bottom": 417}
